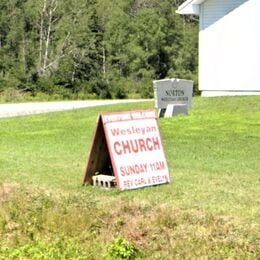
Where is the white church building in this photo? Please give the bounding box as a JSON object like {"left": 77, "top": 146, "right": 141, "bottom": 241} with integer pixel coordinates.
{"left": 177, "top": 0, "right": 260, "bottom": 96}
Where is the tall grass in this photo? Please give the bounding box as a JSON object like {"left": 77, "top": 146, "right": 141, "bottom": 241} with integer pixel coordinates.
{"left": 0, "top": 96, "right": 259, "bottom": 258}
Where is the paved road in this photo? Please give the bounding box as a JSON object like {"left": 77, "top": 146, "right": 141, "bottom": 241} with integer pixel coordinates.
{"left": 0, "top": 99, "right": 151, "bottom": 118}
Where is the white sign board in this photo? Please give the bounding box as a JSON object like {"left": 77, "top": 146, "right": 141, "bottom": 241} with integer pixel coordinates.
{"left": 102, "top": 110, "right": 170, "bottom": 190}
{"left": 153, "top": 78, "right": 193, "bottom": 110}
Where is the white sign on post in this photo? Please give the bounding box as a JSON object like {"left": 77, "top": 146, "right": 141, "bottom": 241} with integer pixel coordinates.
{"left": 83, "top": 109, "right": 170, "bottom": 191}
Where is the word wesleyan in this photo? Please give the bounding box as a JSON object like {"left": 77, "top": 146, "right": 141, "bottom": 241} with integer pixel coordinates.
{"left": 110, "top": 125, "right": 156, "bottom": 136}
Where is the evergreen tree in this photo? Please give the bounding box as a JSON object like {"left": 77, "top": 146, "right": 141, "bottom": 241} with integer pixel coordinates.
{"left": 0, "top": 0, "right": 199, "bottom": 98}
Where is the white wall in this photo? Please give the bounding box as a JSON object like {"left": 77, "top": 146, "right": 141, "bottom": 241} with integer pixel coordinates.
{"left": 199, "top": 0, "right": 260, "bottom": 93}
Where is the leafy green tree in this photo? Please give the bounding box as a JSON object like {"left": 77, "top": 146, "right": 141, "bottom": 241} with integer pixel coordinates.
{"left": 0, "top": 0, "right": 199, "bottom": 98}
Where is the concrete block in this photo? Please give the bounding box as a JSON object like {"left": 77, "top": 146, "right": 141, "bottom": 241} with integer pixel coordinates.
{"left": 92, "top": 174, "right": 116, "bottom": 188}
{"left": 164, "top": 104, "right": 188, "bottom": 118}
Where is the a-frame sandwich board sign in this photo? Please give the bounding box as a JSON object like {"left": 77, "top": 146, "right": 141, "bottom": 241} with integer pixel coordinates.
{"left": 83, "top": 109, "right": 170, "bottom": 191}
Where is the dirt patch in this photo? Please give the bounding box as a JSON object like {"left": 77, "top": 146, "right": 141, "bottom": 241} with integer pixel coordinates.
{"left": 0, "top": 182, "right": 18, "bottom": 201}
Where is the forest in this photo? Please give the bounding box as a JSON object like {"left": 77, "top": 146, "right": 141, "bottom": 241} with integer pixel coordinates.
{"left": 0, "top": 0, "right": 198, "bottom": 100}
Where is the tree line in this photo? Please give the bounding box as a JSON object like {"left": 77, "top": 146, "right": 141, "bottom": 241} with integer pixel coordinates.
{"left": 0, "top": 0, "right": 198, "bottom": 99}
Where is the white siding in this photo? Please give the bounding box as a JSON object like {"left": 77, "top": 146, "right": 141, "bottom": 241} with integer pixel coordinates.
{"left": 199, "top": 0, "right": 260, "bottom": 93}
{"left": 201, "top": 0, "right": 247, "bottom": 30}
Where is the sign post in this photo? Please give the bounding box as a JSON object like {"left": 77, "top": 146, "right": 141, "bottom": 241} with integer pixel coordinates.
{"left": 83, "top": 110, "right": 170, "bottom": 191}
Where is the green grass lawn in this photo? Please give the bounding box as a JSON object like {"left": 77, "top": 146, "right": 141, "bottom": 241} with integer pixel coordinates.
{"left": 0, "top": 96, "right": 259, "bottom": 259}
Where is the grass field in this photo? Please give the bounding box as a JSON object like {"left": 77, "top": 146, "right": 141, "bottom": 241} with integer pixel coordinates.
{"left": 0, "top": 96, "right": 259, "bottom": 259}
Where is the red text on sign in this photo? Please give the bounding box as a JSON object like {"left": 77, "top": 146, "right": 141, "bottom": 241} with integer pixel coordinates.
{"left": 113, "top": 137, "right": 161, "bottom": 155}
